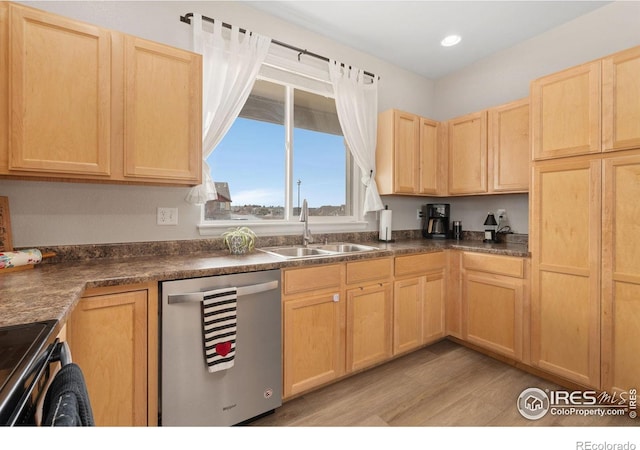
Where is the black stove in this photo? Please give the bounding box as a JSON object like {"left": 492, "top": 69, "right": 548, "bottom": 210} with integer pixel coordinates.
{"left": 0, "top": 320, "right": 58, "bottom": 426}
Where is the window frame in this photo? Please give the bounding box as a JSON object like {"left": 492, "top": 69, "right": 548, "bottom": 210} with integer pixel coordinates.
{"left": 197, "top": 74, "right": 367, "bottom": 237}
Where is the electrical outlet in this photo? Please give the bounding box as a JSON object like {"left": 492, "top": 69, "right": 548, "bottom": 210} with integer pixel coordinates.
{"left": 417, "top": 208, "right": 422, "bottom": 220}
{"left": 497, "top": 209, "right": 506, "bottom": 220}
{"left": 157, "top": 207, "right": 178, "bottom": 225}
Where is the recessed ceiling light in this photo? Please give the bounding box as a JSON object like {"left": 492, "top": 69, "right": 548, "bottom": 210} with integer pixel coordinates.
{"left": 441, "top": 34, "right": 462, "bottom": 47}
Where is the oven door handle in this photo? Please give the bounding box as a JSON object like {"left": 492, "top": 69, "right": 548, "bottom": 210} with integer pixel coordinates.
{"left": 7, "top": 339, "right": 60, "bottom": 426}
{"left": 167, "top": 280, "right": 279, "bottom": 304}
{"left": 51, "top": 341, "right": 72, "bottom": 366}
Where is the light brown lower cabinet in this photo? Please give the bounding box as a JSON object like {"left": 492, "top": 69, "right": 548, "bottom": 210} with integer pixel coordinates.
{"left": 66, "top": 283, "right": 158, "bottom": 426}
{"left": 345, "top": 258, "right": 393, "bottom": 373}
{"left": 461, "top": 252, "right": 528, "bottom": 363}
{"left": 282, "top": 259, "right": 395, "bottom": 399}
{"left": 282, "top": 264, "right": 345, "bottom": 399}
{"left": 282, "top": 291, "right": 345, "bottom": 399}
{"left": 393, "top": 252, "right": 446, "bottom": 355}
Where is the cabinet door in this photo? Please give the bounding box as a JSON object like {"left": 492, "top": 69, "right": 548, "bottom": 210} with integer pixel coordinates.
{"left": 422, "top": 270, "right": 446, "bottom": 344}
{"left": 283, "top": 292, "right": 344, "bottom": 398}
{"left": 530, "top": 158, "right": 601, "bottom": 388}
{"left": 0, "top": 3, "right": 7, "bottom": 173}
{"left": 123, "top": 35, "right": 201, "bottom": 183}
{"left": 601, "top": 154, "right": 640, "bottom": 394}
{"left": 446, "top": 251, "right": 463, "bottom": 339}
{"left": 602, "top": 46, "right": 640, "bottom": 152}
{"left": 419, "top": 117, "right": 440, "bottom": 195}
{"left": 463, "top": 271, "right": 523, "bottom": 361}
{"left": 393, "top": 111, "right": 420, "bottom": 194}
{"left": 9, "top": 4, "right": 111, "bottom": 175}
{"left": 393, "top": 277, "right": 423, "bottom": 355}
{"left": 447, "top": 111, "right": 487, "bottom": 194}
{"left": 489, "top": 98, "right": 529, "bottom": 192}
{"left": 346, "top": 283, "right": 393, "bottom": 372}
{"left": 531, "top": 61, "right": 601, "bottom": 160}
{"left": 67, "top": 289, "right": 148, "bottom": 426}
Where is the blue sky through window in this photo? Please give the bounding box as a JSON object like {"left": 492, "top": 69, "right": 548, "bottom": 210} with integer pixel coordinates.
{"left": 208, "top": 117, "right": 346, "bottom": 210}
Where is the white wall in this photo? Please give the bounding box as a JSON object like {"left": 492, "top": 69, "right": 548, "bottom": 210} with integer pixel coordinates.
{"left": 433, "top": 1, "right": 640, "bottom": 120}
{"left": 4, "top": 1, "right": 435, "bottom": 247}
{"left": 3, "top": 1, "right": 640, "bottom": 246}
{"left": 419, "top": 0, "right": 640, "bottom": 237}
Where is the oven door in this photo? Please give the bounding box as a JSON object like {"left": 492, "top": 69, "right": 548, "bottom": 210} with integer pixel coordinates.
{"left": 0, "top": 321, "right": 90, "bottom": 426}
{"left": 0, "top": 321, "right": 58, "bottom": 426}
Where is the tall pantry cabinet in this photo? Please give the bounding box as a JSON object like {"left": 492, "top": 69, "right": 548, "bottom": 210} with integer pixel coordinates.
{"left": 601, "top": 154, "right": 640, "bottom": 394}
{"left": 530, "top": 45, "right": 640, "bottom": 391}
{"left": 530, "top": 157, "right": 602, "bottom": 388}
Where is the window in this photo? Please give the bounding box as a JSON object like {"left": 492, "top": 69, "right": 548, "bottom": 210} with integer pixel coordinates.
{"left": 203, "top": 78, "right": 360, "bottom": 228}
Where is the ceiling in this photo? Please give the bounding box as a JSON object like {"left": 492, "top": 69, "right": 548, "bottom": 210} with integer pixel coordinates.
{"left": 244, "top": 1, "right": 612, "bottom": 80}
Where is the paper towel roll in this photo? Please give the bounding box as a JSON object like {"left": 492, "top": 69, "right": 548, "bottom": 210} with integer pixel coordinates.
{"left": 0, "top": 249, "right": 43, "bottom": 269}
{"left": 379, "top": 209, "right": 392, "bottom": 241}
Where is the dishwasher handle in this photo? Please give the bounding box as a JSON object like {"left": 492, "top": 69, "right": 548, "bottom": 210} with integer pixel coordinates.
{"left": 167, "top": 280, "right": 279, "bottom": 305}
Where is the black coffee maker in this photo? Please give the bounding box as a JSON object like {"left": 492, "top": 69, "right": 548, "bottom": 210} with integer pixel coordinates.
{"left": 422, "top": 203, "right": 450, "bottom": 239}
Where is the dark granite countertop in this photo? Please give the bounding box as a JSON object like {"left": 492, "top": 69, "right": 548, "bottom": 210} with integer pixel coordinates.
{"left": 0, "top": 237, "right": 529, "bottom": 330}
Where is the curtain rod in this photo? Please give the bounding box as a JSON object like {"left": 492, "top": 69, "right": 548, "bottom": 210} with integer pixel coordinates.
{"left": 180, "top": 12, "right": 379, "bottom": 80}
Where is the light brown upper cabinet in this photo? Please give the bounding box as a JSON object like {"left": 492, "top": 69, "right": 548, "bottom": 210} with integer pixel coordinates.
{"left": 446, "top": 100, "right": 530, "bottom": 196}
{"left": 8, "top": 4, "right": 112, "bottom": 176}
{"left": 488, "top": 98, "right": 530, "bottom": 192}
{"left": 602, "top": 46, "right": 640, "bottom": 152}
{"left": 531, "top": 61, "right": 601, "bottom": 160}
{"left": 447, "top": 111, "right": 488, "bottom": 195}
{"left": 376, "top": 109, "right": 445, "bottom": 195}
{"left": 0, "top": 2, "right": 202, "bottom": 186}
{"left": 122, "top": 35, "right": 201, "bottom": 183}
{"left": 532, "top": 45, "right": 640, "bottom": 161}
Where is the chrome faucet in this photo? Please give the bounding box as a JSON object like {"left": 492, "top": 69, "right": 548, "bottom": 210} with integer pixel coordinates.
{"left": 299, "top": 198, "right": 313, "bottom": 247}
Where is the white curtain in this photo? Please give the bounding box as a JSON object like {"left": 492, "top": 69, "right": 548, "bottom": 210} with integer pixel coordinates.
{"left": 185, "top": 14, "right": 271, "bottom": 205}
{"left": 328, "top": 61, "right": 384, "bottom": 214}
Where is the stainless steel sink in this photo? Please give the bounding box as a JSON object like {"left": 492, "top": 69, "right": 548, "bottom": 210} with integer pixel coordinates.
{"left": 258, "top": 242, "right": 378, "bottom": 259}
{"left": 309, "top": 243, "right": 379, "bottom": 253}
{"left": 260, "top": 247, "right": 335, "bottom": 258}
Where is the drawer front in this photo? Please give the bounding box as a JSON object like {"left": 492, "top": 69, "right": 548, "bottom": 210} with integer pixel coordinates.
{"left": 346, "top": 258, "right": 393, "bottom": 285}
{"left": 395, "top": 251, "right": 445, "bottom": 277}
{"left": 283, "top": 264, "right": 342, "bottom": 296}
{"left": 463, "top": 252, "right": 524, "bottom": 278}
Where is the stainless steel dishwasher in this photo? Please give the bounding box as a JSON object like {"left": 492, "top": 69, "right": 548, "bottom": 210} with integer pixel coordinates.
{"left": 160, "top": 269, "right": 281, "bottom": 426}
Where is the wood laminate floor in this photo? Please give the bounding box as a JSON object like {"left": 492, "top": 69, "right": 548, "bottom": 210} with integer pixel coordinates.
{"left": 251, "top": 340, "right": 638, "bottom": 427}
